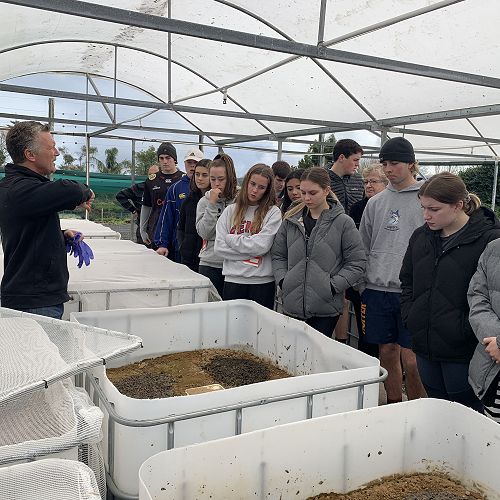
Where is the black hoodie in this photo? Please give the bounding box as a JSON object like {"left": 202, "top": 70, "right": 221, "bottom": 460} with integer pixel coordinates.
{"left": 400, "top": 207, "right": 500, "bottom": 362}
{"left": 0, "top": 163, "right": 92, "bottom": 309}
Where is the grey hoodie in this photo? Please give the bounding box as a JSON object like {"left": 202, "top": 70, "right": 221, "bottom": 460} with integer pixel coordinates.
{"left": 360, "top": 181, "right": 423, "bottom": 293}
{"left": 272, "top": 202, "right": 366, "bottom": 319}
{"left": 195, "top": 190, "right": 234, "bottom": 268}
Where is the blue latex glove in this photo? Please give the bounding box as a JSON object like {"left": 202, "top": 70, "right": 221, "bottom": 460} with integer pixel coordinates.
{"left": 66, "top": 232, "right": 94, "bottom": 268}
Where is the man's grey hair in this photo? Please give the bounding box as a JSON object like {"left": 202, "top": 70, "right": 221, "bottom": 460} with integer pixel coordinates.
{"left": 6, "top": 121, "right": 51, "bottom": 164}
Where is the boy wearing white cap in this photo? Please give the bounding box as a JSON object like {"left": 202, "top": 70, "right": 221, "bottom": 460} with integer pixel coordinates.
{"left": 155, "top": 148, "right": 204, "bottom": 261}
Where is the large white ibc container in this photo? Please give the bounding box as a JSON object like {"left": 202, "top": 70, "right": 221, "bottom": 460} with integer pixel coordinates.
{"left": 72, "top": 300, "right": 381, "bottom": 498}
{"left": 63, "top": 243, "right": 211, "bottom": 319}
{"left": 139, "top": 399, "right": 500, "bottom": 500}
{"left": 60, "top": 218, "right": 121, "bottom": 239}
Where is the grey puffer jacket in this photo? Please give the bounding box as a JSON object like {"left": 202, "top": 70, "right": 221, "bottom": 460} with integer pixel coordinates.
{"left": 468, "top": 239, "right": 500, "bottom": 400}
{"left": 271, "top": 202, "right": 366, "bottom": 320}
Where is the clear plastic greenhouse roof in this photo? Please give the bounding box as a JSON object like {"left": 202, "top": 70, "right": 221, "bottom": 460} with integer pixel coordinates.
{"left": 0, "top": 0, "right": 499, "bottom": 159}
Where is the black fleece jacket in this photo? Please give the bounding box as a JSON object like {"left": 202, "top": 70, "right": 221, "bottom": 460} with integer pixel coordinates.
{"left": 0, "top": 163, "right": 92, "bottom": 309}
{"left": 400, "top": 207, "right": 500, "bottom": 363}
{"left": 176, "top": 191, "right": 203, "bottom": 272}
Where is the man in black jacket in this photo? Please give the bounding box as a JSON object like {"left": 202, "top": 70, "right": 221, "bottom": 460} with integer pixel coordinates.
{"left": 0, "top": 121, "right": 94, "bottom": 319}
{"left": 328, "top": 139, "right": 364, "bottom": 213}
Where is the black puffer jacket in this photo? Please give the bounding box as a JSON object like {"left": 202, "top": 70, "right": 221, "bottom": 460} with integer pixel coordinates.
{"left": 400, "top": 207, "right": 500, "bottom": 363}
{"left": 177, "top": 191, "right": 203, "bottom": 272}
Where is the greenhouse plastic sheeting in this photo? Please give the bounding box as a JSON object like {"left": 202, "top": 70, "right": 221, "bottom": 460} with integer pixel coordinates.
{"left": 0, "top": 308, "right": 141, "bottom": 404}
{"left": 0, "top": 459, "right": 101, "bottom": 500}
{"left": 1, "top": 1, "right": 500, "bottom": 157}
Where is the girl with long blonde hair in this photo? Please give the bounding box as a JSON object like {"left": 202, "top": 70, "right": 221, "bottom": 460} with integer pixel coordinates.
{"left": 214, "top": 164, "right": 281, "bottom": 309}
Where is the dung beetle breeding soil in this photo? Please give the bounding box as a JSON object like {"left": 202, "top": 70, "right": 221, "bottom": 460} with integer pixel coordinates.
{"left": 107, "top": 348, "right": 291, "bottom": 399}
{"left": 308, "top": 472, "right": 485, "bottom": 500}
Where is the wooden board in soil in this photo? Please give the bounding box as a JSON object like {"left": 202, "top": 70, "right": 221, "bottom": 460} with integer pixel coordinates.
{"left": 106, "top": 348, "right": 291, "bottom": 399}
{"left": 308, "top": 472, "right": 485, "bottom": 499}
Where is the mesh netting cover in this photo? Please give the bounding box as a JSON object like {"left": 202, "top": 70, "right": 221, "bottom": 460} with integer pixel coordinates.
{"left": 0, "top": 308, "right": 141, "bottom": 404}
{"left": 0, "top": 458, "right": 102, "bottom": 499}
{"left": 0, "top": 379, "right": 102, "bottom": 464}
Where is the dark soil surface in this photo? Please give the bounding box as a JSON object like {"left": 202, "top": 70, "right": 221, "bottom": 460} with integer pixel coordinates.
{"left": 107, "top": 348, "right": 291, "bottom": 399}
{"left": 308, "top": 473, "right": 485, "bottom": 500}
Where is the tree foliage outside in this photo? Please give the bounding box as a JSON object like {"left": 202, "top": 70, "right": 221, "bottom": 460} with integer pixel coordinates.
{"left": 134, "top": 145, "right": 158, "bottom": 175}
{"left": 58, "top": 146, "right": 79, "bottom": 170}
{"left": 97, "top": 147, "right": 131, "bottom": 174}
{"left": 0, "top": 130, "right": 7, "bottom": 167}
{"left": 298, "top": 134, "right": 336, "bottom": 169}
{"left": 459, "top": 163, "right": 497, "bottom": 208}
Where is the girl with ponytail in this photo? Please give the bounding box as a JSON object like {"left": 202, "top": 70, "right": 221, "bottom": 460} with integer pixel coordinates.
{"left": 400, "top": 172, "right": 500, "bottom": 410}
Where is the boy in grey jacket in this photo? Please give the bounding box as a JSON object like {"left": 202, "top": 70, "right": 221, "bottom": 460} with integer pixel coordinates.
{"left": 359, "top": 137, "right": 426, "bottom": 403}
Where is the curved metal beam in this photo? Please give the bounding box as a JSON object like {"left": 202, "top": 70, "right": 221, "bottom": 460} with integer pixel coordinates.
{"left": 0, "top": 39, "right": 274, "bottom": 136}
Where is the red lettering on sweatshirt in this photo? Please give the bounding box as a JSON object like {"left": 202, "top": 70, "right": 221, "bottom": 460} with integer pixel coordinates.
{"left": 230, "top": 220, "right": 256, "bottom": 235}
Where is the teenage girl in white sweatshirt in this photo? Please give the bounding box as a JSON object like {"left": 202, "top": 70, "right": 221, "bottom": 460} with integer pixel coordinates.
{"left": 215, "top": 163, "right": 282, "bottom": 309}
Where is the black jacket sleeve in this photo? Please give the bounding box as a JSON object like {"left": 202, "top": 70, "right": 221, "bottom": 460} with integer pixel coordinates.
{"left": 399, "top": 234, "right": 415, "bottom": 325}
{"left": 8, "top": 178, "right": 92, "bottom": 217}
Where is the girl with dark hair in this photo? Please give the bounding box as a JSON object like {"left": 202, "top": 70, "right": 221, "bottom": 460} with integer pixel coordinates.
{"left": 271, "top": 167, "right": 366, "bottom": 338}
{"left": 177, "top": 159, "right": 211, "bottom": 272}
{"left": 281, "top": 168, "right": 305, "bottom": 214}
{"left": 196, "top": 153, "right": 238, "bottom": 296}
{"left": 215, "top": 164, "right": 281, "bottom": 309}
{"left": 400, "top": 172, "right": 500, "bottom": 410}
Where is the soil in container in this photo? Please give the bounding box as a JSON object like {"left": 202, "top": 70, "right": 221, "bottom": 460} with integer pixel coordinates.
{"left": 107, "top": 348, "right": 291, "bottom": 399}
{"left": 308, "top": 472, "right": 485, "bottom": 499}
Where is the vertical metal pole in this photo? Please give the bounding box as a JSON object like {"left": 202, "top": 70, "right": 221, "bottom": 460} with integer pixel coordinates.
{"left": 235, "top": 408, "right": 243, "bottom": 435}
{"left": 277, "top": 140, "right": 283, "bottom": 161}
{"left": 380, "top": 129, "right": 388, "bottom": 148}
{"left": 167, "top": 422, "right": 175, "bottom": 450}
{"left": 131, "top": 140, "right": 136, "bottom": 182}
{"left": 317, "top": 0, "right": 327, "bottom": 45}
{"left": 48, "top": 98, "right": 55, "bottom": 180}
{"left": 113, "top": 45, "right": 118, "bottom": 123}
{"left": 199, "top": 134, "right": 204, "bottom": 153}
{"left": 318, "top": 133, "right": 325, "bottom": 168}
{"left": 48, "top": 98, "right": 55, "bottom": 131}
{"left": 492, "top": 157, "right": 498, "bottom": 211}
{"left": 167, "top": 0, "right": 172, "bottom": 103}
{"left": 306, "top": 394, "right": 314, "bottom": 419}
{"left": 357, "top": 385, "right": 365, "bottom": 410}
{"left": 85, "top": 76, "right": 90, "bottom": 220}
{"left": 130, "top": 140, "right": 136, "bottom": 241}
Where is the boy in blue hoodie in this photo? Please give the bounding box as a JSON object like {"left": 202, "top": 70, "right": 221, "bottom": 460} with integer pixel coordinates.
{"left": 155, "top": 148, "right": 204, "bottom": 261}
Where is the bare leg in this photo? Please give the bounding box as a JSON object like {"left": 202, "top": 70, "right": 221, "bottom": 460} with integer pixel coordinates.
{"left": 401, "top": 347, "right": 426, "bottom": 400}
{"left": 379, "top": 343, "right": 403, "bottom": 403}
{"left": 334, "top": 298, "right": 349, "bottom": 342}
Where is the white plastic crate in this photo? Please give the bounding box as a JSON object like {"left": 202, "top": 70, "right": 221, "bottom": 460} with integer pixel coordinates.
{"left": 139, "top": 399, "right": 500, "bottom": 500}
{"left": 63, "top": 242, "right": 212, "bottom": 319}
{"left": 59, "top": 218, "right": 121, "bottom": 239}
{"left": 72, "top": 300, "right": 381, "bottom": 497}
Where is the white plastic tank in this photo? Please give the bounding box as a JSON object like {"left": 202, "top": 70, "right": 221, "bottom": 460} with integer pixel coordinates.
{"left": 59, "top": 218, "right": 121, "bottom": 239}
{"left": 72, "top": 300, "right": 381, "bottom": 498}
{"left": 63, "top": 239, "right": 212, "bottom": 319}
{"left": 139, "top": 399, "right": 500, "bottom": 500}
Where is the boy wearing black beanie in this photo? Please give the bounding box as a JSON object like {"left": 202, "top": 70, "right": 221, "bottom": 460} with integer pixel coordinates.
{"left": 140, "top": 142, "right": 183, "bottom": 247}
{"left": 359, "top": 137, "right": 426, "bottom": 404}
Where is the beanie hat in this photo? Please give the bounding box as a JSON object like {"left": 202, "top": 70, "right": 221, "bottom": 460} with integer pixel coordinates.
{"left": 379, "top": 137, "right": 415, "bottom": 163}
{"left": 157, "top": 142, "right": 177, "bottom": 162}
